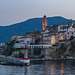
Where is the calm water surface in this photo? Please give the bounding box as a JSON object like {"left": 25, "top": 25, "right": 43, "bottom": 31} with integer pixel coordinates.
{"left": 0, "top": 60, "right": 75, "bottom": 75}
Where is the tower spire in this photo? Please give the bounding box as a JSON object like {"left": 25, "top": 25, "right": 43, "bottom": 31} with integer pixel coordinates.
{"left": 42, "top": 15, "right": 47, "bottom": 30}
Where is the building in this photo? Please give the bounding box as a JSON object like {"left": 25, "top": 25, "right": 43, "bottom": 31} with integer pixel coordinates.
{"left": 58, "top": 25, "right": 70, "bottom": 41}
{"left": 43, "top": 15, "right": 47, "bottom": 30}
{"left": 66, "top": 25, "right": 75, "bottom": 40}
{"left": 14, "top": 43, "right": 52, "bottom": 48}
{"left": 26, "top": 30, "right": 42, "bottom": 44}
{"left": 42, "top": 29, "right": 59, "bottom": 45}
{"left": 68, "top": 22, "right": 75, "bottom": 26}
{"left": 51, "top": 35, "right": 56, "bottom": 45}
{"left": 11, "top": 35, "right": 25, "bottom": 41}
{"left": 43, "top": 33, "right": 59, "bottom": 45}
{"left": 58, "top": 25, "right": 69, "bottom": 32}
{"left": 50, "top": 25, "right": 59, "bottom": 32}
{"left": 16, "top": 36, "right": 32, "bottom": 45}
{"left": 43, "top": 33, "right": 51, "bottom": 45}
{"left": 58, "top": 24, "right": 75, "bottom": 40}
{"left": 58, "top": 31, "right": 67, "bottom": 41}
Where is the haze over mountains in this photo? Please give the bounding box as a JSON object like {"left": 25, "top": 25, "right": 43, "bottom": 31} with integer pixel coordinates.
{"left": 0, "top": 16, "right": 75, "bottom": 43}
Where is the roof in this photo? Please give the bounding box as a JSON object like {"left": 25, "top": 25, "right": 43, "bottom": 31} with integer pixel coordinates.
{"left": 18, "top": 36, "right": 32, "bottom": 39}
{"left": 20, "top": 58, "right": 30, "bottom": 60}
{"left": 58, "top": 31, "right": 66, "bottom": 33}
{"left": 26, "top": 30, "right": 41, "bottom": 35}
{"left": 61, "top": 26, "right": 70, "bottom": 29}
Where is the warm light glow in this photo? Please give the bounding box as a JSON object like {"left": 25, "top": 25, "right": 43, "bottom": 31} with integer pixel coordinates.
{"left": 55, "top": 38, "right": 56, "bottom": 44}
{"left": 58, "top": 38, "right": 59, "bottom": 42}
{"left": 42, "top": 15, "right": 47, "bottom": 30}
{"left": 61, "top": 37, "right": 63, "bottom": 40}
{"left": 51, "top": 64, "right": 54, "bottom": 75}
{"left": 51, "top": 36, "right": 56, "bottom": 45}
{"left": 61, "top": 63, "right": 64, "bottom": 75}
{"left": 51, "top": 40, "right": 53, "bottom": 44}
{"left": 43, "top": 24, "right": 45, "bottom": 30}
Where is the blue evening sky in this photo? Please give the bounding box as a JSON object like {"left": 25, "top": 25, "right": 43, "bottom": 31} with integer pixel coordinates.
{"left": 0, "top": 0, "right": 75, "bottom": 26}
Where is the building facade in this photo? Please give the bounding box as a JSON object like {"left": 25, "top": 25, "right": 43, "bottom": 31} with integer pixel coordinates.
{"left": 66, "top": 25, "right": 75, "bottom": 40}
{"left": 16, "top": 36, "right": 32, "bottom": 45}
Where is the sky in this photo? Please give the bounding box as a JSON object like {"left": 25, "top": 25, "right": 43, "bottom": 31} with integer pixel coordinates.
{"left": 0, "top": 0, "right": 75, "bottom": 26}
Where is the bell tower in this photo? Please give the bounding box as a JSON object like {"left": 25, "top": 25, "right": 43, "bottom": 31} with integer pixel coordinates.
{"left": 43, "top": 15, "right": 47, "bottom": 30}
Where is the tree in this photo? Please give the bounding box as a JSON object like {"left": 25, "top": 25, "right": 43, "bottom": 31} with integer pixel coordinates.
{"left": 35, "top": 38, "right": 40, "bottom": 44}
{"left": 7, "top": 40, "right": 15, "bottom": 46}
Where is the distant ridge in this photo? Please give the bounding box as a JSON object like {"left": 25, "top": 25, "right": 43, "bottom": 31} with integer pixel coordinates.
{"left": 0, "top": 16, "right": 75, "bottom": 43}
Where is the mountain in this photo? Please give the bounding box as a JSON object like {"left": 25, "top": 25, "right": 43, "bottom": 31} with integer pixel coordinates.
{"left": 0, "top": 16, "right": 75, "bottom": 43}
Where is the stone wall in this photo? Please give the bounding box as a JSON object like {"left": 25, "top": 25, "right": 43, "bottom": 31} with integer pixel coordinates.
{"left": 11, "top": 47, "right": 57, "bottom": 59}
{"left": 28, "top": 48, "right": 45, "bottom": 58}
{"left": 45, "top": 47, "right": 57, "bottom": 60}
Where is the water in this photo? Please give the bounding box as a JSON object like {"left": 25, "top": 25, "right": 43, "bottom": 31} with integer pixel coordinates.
{"left": 0, "top": 60, "right": 75, "bottom": 75}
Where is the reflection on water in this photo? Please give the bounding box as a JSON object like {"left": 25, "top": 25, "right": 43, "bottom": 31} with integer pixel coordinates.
{"left": 61, "top": 63, "right": 64, "bottom": 75}
{"left": 0, "top": 60, "right": 75, "bottom": 75}
{"left": 51, "top": 64, "right": 54, "bottom": 75}
{"left": 50, "top": 63, "right": 64, "bottom": 75}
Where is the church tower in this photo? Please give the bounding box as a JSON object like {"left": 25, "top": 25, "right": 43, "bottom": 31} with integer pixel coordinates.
{"left": 42, "top": 15, "right": 47, "bottom": 30}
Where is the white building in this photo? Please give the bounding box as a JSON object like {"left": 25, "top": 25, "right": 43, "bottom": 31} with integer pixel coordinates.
{"left": 58, "top": 25, "right": 75, "bottom": 40}
{"left": 14, "top": 43, "right": 52, "bottom": 48}
{"left": 58, "top": 25, "right": 69, "bottom": 32}
{"left": 66, "top": 25, "right": 75, "bottom": 40}
{"left": 0, "top": 43, "right": 6, "bottom": 47}
{"left": 58, "top": 31, "right": 67, "bottom": 40}
{"left": 16, "top": 36, "right": 32, "bottom": 45}
{"left": 42, "top": 33, "right": 59, "bottom": 45}
{"left": 11, "top": 35, "right": 25, "bottom": 41}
